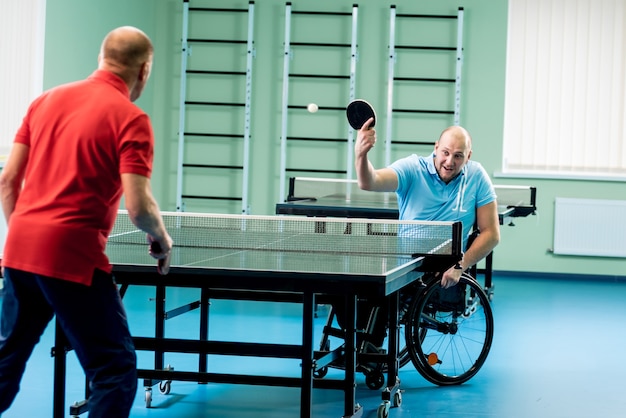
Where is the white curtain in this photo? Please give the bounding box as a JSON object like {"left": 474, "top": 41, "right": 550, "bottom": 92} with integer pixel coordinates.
{"left": 502, "top": 0, "right": 626, "bottom": 180}
{"left": 0, "top": 0, "right": 46, "bottom": 163}
{"left": 0, "top": 0, "right": 45, "bottom": 255}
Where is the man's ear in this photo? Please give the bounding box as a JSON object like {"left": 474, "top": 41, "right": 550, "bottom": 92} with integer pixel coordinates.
{"left": 138, "top": 61, "right": 150, "bottom": 82}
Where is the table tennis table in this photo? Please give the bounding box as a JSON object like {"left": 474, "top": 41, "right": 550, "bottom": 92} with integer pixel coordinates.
{"left": 52, "top": 211, "right": 462, "bottom": 418}
{"left": 276, "top": 177, "right": 537, "bottom": 297}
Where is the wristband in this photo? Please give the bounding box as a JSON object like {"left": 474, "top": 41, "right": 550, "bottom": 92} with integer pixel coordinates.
{"left": 454, "top": 262, "right": 463, "bottom": 270}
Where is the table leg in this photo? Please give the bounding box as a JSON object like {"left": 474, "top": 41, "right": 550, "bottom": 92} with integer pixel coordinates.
{"left": 381, "top": 292, "right": 401, "bottom": 411}
{"left": 386, "top": 292, "right": 400, "bottom": 381}
{"left": 52, "top": 320, "right": 66, "bottom": 418}
{"left": 341, "top": 293, "right": 363, "bottom": 417}
{"left": 155, "top": 283, "right": 165, "bottom": 371}
{"left": 199, "top": 287, "right": 210, "bottom": 374}
{"left": 143, "top": 283, "right": 167, "bottom": 403}
{"left": 484, "top": 252, "right": 494, "bottom": 298}
{"left": 300, "top": 291, "right": 315, "bottom": 418}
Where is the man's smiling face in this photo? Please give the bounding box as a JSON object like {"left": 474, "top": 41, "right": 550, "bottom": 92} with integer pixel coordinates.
{"left": 433, "top": 127, "right": 472, "bottom": 184}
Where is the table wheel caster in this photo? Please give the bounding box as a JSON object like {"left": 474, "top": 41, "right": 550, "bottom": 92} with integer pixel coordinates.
{"left": 377, "top": 400, "right": 390, "bottom": 418}
{"left": 144, "top": 388, "right": 152, "bottom": 408}
{"left": 313, "top": 366, "right": 328, "bottom": 378}
{"left": 159, "top": 380, "right": 171, "bottom": 394}
{"left": 158, "top": 364, "right": 174, "bottom": 395}
{"left": 393, "top": 390, "right": 402, "bottom": 407}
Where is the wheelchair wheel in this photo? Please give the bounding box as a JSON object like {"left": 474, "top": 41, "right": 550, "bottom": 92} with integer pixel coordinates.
{"left": 404, "top": 273, "right": 493, "bottom": 386}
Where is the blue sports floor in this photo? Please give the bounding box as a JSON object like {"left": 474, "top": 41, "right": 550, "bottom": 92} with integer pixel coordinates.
{"left": 2, "top": 273, "right": 626, "bottom": 418}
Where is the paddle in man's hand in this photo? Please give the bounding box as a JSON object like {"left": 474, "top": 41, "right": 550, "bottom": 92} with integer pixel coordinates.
{"left": 346, "top": 99, "right": 376, "bottom": 130}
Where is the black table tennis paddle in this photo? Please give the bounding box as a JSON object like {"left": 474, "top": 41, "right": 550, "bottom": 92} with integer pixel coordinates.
{"left": 346, "top": 99, "right": 376, "bottom": 130}
{"left": 150, "top": 241, "right": 162, "bottom": 253}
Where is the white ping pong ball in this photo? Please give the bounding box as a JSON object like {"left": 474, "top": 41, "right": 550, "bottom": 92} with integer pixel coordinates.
{"left": 307, "top": 103, "right": 319, "bottom": 113}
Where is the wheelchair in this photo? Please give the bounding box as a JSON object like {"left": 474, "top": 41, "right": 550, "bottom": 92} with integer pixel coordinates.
{"left": 314, "top": 270, "right": 494, "bottom": 389}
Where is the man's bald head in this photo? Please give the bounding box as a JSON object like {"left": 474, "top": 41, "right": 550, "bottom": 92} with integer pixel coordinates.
{"left": 98, "top": 26, "right": 154, "bottom": 102}
{"left": 439, "top": 125, "right": 472, "bottom": 151}
{"left": 100, "top": 26, "right": 153, "bottom": 69}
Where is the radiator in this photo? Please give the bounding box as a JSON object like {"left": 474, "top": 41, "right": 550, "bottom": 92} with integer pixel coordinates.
{"left": 553, "top": 198, "right": 626, "bottom": 257}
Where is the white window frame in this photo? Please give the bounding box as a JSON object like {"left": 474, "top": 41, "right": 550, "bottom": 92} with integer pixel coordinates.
{"left": 499, "top": 0, "right": 626, "bottom": 182}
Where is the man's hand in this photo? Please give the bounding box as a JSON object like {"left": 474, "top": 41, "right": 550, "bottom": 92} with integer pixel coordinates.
{"left": 355, "top": 117, "right": 376, "bottom": 158}
{"left": 147, "top": 233, "right": 173, "bottom": 275}
{"left": 440, "top": 265, "right": 463, "bottom": 288}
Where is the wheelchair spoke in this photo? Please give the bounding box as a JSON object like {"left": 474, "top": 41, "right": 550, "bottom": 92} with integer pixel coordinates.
{"left": 405, "top": 273, "right": 494, "bottom": 386}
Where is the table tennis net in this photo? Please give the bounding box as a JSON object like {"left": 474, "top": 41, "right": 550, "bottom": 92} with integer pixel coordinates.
{"left": 289, "top": 177, "right": 534, "bottom": 208}
{"left": 494, "top": 185, "right": 534, "bottom": 207}
{"left": 109, "top": 211, "right": 460, "bottom": 257}
{"left": 288, "top": 177, "right": 396, "bottom": 204}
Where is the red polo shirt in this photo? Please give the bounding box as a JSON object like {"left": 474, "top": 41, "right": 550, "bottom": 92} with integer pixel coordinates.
{"left": 2, "top": 70, "right": 154, "bottom": 285}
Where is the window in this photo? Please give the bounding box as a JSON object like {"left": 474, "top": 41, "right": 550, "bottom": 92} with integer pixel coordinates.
{"left": 501, "top": 0, "right": 626, "bottom": 181}
{"left": 0, "top": 0, "right": 46, "bottom": 164}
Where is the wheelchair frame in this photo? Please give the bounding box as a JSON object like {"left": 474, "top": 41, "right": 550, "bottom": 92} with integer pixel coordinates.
{"left": 312, "top": 271, "right": 494, "bottom": 390}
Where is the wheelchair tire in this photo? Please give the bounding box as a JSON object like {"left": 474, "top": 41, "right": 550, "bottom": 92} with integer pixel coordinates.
{"left": 404, "top": 273, "right": 494, "bottom": 385}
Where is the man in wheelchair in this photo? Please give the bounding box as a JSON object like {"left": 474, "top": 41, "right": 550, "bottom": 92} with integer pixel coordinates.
{"left": 322, "top": 123, "right": 501, "bottom": 388}
{"left": 355, "top": 122, "right": 500, "bottom": 287}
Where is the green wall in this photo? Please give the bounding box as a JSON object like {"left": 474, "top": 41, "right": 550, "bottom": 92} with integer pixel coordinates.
{"left": 43, "top": 0, "right": 626, "bottom": 278}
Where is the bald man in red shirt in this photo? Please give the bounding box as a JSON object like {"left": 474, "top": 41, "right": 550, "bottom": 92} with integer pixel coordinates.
{"left": 0, "top": 26, "right": 173, "bottom": 417}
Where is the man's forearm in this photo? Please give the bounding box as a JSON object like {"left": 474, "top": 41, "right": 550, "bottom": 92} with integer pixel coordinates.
{"left": 0, "top": 143, "right": 29, "bottom": 223}
{"left": 127, "top": 198, "right": 168, "bottom": 241}
{"left": 0, "top": 188, "right": 19, "bottom": 223}
{"left": 355, "top": 157, "right": 376, "bottom": 190}
{"left": 460, "top": 231, "right": 500, "bottom": 271}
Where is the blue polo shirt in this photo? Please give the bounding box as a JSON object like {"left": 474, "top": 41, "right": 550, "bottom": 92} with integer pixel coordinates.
{"left": 390, "top": 153, "right": 496, "bottom": 250}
